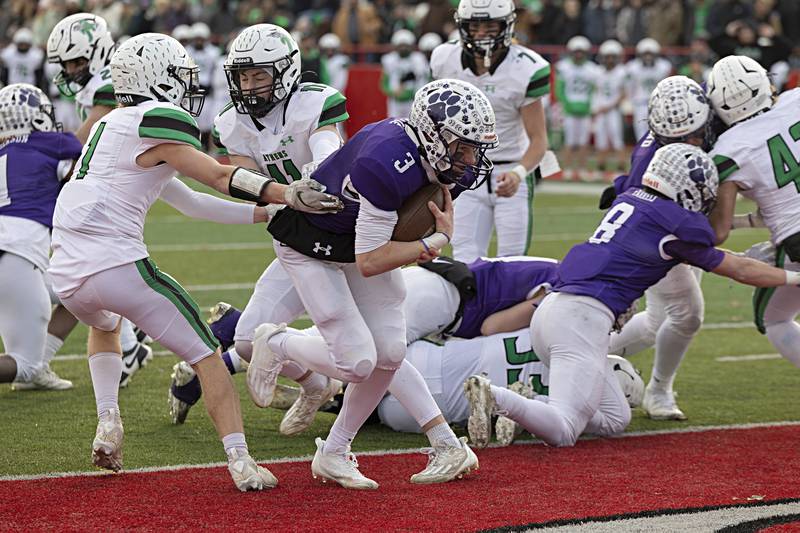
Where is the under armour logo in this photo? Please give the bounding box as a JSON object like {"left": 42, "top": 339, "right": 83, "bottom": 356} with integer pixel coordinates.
{"left": 280, "top": 136, "right": 294, "bottom": 146}
{"left": 313, "top": 242, "right": 332, "bottom": 256}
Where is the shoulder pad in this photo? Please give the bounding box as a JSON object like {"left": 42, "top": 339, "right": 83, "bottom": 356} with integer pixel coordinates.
{"left": 138, "top": 105, "right": 201, "bottom": 150}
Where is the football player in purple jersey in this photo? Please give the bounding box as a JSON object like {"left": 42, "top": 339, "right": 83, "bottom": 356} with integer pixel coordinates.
{"left": 245, "top": 79, "right": 498, "bottom": 489}
{"left": 0, "top": 84, "right": 82, "bottom": 388}
{"left": 464, "top": 143, "right": 800, "bottom": 449}
{"left": 600, "top": 76, "right": 719, "bottom": 420}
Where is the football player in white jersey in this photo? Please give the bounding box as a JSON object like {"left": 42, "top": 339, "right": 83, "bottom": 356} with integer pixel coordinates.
{"left": 170, "top": 24, "right": 350, "bottom": 431}
{"left": 380, "top": 30, "right": 429, "bottom": 119}
{"left": 626, "top": 38, "right": 673, "bottom": 141}
{"left": 46, "top": 13, "right": 117, "bottom": 143}
{"left": 1, "top": 29, "right": 44, "bottom": 87}
{"left": 47, "top": 33, "right": 342, "bottom": 491}
{"left": 708, "top": 56, "right": 800, "bottom": 372}
{"left": 185, "top": 22, "right": 221, "bottom": 148}
{"left": 430, "top": 0, "right": 550, "bottom": 262}
{"left": 319, "top": 33, "right": 350, "bottom": 95}
{"left": 592, "top": 39, "right": 627, "bottom": 176}
{"left": 556, "top": 35, "right": 597, "bottom": 181}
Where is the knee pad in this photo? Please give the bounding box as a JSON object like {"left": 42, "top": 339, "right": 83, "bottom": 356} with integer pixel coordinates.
{"left": 374, "top": 337, "right": 406, "bottom": 371}
{"left": 668, "top": 302, "right": 704, "bottom": 337}
{"left": 8, "top": 353, "right": 42, "bottom": 383}
{"left": 336, "top": 355, "right": 375, "bottom": 383}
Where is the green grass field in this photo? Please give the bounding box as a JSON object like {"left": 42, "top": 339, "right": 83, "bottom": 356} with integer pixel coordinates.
{"left": 1, "top": 183, "right": 797, "bottom": 477}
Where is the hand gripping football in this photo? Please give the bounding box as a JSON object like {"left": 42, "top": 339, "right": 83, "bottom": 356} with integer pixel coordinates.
{"left": 391, "top": 183, "right": 445, "bottom": 242}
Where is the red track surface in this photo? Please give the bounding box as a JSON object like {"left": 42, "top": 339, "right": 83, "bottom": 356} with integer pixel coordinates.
{"left": 3, "top": 425, "right": 799, "bottom": 532}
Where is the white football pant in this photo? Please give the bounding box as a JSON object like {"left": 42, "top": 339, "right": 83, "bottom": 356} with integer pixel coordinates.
{"left": 593, "top": 109, "right": 624, "bottom": 151}
{"left": 758, "top": 258, "right": 800, "bottom": 368}
{"left": 562, "top": 115, "right": 592, "bottom": 148}
{"left": 401, "top": 266, "right": 460, "bottom": 343}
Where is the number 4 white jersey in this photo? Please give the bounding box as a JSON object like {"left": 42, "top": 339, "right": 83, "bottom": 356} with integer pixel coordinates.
{"left": 212, "top": 82, "right": 348, "bottom": 183}
{"left": 50, "top": 102, "right": 202, "bottom": 296}
{"left": 711, "top": 89, "right": 800, "bottom": 245}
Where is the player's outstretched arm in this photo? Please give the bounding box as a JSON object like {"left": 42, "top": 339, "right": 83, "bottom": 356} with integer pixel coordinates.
{"left": 708, "top": 181, "right": 740, "bottom": 245}
{"left": 137, "top": 143, "right": 342, "bottom": 212}
{"left": 712, "top": 252, "right": 800, "bottom": 287}
{"left": 159, "top": 178, "right": 266, "bottom": 224}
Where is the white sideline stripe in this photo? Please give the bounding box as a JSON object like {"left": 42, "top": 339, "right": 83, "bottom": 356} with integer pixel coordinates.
{"left": 2, "top": 420, "right": 799, "bottom": 482}
{"left": 185, "top": 282, "right": 253, "bottom": 291}
{"left": 715, "top": 353, "right": 782, "bottom": 362}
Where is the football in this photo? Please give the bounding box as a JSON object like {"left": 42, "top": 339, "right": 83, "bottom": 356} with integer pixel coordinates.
{"left": 391, "top": 183, "right": 445, "bottom": 242}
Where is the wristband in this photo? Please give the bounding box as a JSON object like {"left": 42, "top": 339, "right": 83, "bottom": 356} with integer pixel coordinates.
{"left": 420, "top": 231, "right": 450, "bottom": 252}
{"left": 229, "top": 167, "right": 275, "bottom": 203}
{"left": 785, "top": 271, "right": 800, "bottom": 285}
{"left": 510, "top": 164, "right": 528, "bottom": 181}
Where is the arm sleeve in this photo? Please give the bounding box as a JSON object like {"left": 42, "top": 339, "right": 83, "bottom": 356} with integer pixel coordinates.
{"left": 309, "top": 128, "right": 342, "bottom": 162}
{"left": 662, "top": 239, "right": 725, "bottom": 271}
{"left": 159, "top": 178, "right": 256, "bottom": 224}
{"left": 354, "top": 195, "right": 398, "bottom": 254}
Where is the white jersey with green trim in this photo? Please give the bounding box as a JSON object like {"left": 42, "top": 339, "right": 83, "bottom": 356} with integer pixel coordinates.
{"left": 430, "top": 42, "right": 550, "bottom": 162}
{"left": 74, "top": 65, "right": 115, "bottom": 122}
{"left": 212, "top": 82, "right": 348, "bottom": 183}
{"left": 710, "top": 89, "right": 800, "bottom": 245}
{"left": 1, "top": 45, "right": 44, "bottom": 85}
{"left": 625, "top": 58, "right": 672, "bottom": 107}
{"left": 50, "top": 101, "right": 202, "bottom": 296}
{"left": 591, "top": 64, "right": 626, "bottom": 112}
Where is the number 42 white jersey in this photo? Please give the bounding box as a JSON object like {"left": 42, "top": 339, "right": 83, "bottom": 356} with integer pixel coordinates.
{"left": 212, "top": 82, "right": 348, "bottom": 183}
{"left": 711, "top": 88, "right": 800, "bottom": 245}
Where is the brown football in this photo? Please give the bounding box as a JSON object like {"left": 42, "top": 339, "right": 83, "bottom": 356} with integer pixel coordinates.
{"left": 391, "top": 183, "right": 445, "bottom": 242}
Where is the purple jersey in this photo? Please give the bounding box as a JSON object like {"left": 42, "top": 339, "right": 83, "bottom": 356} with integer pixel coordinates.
{"left": 613, "top": 132, "right": 661, "bottom": 195}
{"left": 305, "top": 118, "right": 470, "bottom": 234}
{"left": 553, "top": 189, "right": 721, "bottom": 317}
{"left": 0, "top": 132, "right": 82, "bottom": 228}
{"left": 455, "top": 257, "right": 559, "bottom": 339}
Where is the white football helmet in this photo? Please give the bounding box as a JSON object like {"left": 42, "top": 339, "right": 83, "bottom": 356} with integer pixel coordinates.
{"left": 566, "top": 35, "right": 591, "bottom": 53}
{"left": 47, "top": 13, "right": 115, "bottom": 97}
{"left": 707, "top": 55, "right": 774, "bottom": 126}
{"left": 455, "top": 0, "right": 516, "bottom": 67}
{"left": 224, "top": 24, "right": 301, "bottom": 118}
{"left": 110, "top": 33, "right": 205, "bottom": 116}
{"left": 607, "top": 355, "right": 644, "bottom": 408}
{"left": 636, "top": 37, "right": 661, "bottom": 56}
{"left": 391, "top": 29, "right": 416, "bottom": 48}
{"left": 172, "top": 24, "right": 192, "bottom": 43}
{"left": 0, "top": 84, "right": 60, "bottom": 137}
{"left": 319, "top": 33, "right": 341, "bottom": 51}
{"left": 642, "top": 143, "right": 719, "bottom": 215}
{"left": 407, "top": 79, "right": 498, "bottom": 189}
{"left": 192, "top": 22, "right": 211, "bottom": 41}
{"left": 12, "top": 28, "right": 34, "bottom": 46}
{"left": 598, "top": 39, "right": 623, "bottom": 58}
{"left": 648, "top": 76, "right": 713, "bottom": 147}
{"left": 419, "top": 32, "right": 443, "bottom": 53}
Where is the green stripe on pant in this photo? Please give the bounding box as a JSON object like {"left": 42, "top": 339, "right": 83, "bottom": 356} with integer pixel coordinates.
{"left": 753, "top": 245, "right": 786, "bottom": 334}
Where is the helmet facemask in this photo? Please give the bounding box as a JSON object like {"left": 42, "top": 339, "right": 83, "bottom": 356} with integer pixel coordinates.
{"left": 427, "top": 126, "right": 495, "bottom": 190}
{"left": 457, "top": 15, "right": 515, "bottom": 68}
{"left": 225, "top": 58, "right": 295, "bottom": 119}
{"left": 168, "top": 64, "right": 206, "bottom": 117}
{"left": 32, "top": 101, "right": 62, "bottom": 133}
{"left": 52, "top": 58, "right": 93, "bottom": 98}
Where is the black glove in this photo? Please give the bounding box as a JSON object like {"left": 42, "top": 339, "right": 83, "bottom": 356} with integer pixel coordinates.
{"left": 599, "top": 185, "right": 617, "bottom": 210}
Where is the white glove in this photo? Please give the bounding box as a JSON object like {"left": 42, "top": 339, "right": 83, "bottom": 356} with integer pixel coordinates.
{"left": 300, "top": 161, "right": 321, "bottom": 180}
{"left": 744, "top": 241, "right": 777, "bottom": 265}
{"left": 284, "top": 179, "right": 343, "bottom": 214}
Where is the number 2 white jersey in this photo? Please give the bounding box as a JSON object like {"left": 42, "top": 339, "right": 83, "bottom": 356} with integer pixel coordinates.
{"left": 711, "top": 89, "right": 800, "bottom": 245}
{"left": 50, "top": 102, "right": 202, "bottom": 296}
{"left": 213, "top": 82, "right": 347, "bottom": 183}
{"left": 430, "top": 42, "right": 551, "bottom": 162}
{"left": 74, "top": 65, "right": 115, "bottom": 122}
{"left": 625, "top": 58, "right": 672, "bottom": 107}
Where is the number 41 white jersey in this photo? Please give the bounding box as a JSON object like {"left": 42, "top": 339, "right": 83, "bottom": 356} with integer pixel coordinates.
{"left": 212, "top": 82, "right": 348, "bottom": 184}
{"left": 711, "top": 88, "right": 800, "bottom": 245}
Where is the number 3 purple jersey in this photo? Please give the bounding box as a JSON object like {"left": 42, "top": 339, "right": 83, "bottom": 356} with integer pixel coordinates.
{"left": 455, "top": 257, "right": 559, "bottom": 339}
{"left": 553, "top": 189, "right": 718, "bottom": 318}
{"left": 613, "top": 132, "right": 661, "bottom": 195}
{"left": 305, "top": 118, "right": 472, "bottom": 234}
{"left": 0, "top": 131, "right": 83, "bottom": 228}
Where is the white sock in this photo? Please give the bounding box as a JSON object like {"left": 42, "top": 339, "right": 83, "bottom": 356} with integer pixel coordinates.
{"left": 425, "top": 421, "right": 460, "bottom": 448}
{"left": 43, "top": 334, "right": 64, "bottom": 365}
{"left": 492, "top": 385, "right": 570, "bottom": 447}
{"left": 607, "top": 312, "right": 656, "bottom": 357}
{"left": 281, "top": 361, "right": 309, "bottom": 382}
{"left": 297, "top": 370, "right": 327, "bottom": 393}
{"left": 324, "top": 368, "right": 396, "bottom": 456}
{"left": 88, "top": 352, "right": 122, "bottom": 417}
{"left": 222, "top": 432, "right": 248, "bottom": 455}
{"left": 766, "top": 321, "right": 800, "bottom": 368}
{"left": 387, "top": 359, "right": 442, "bottom": 429}
{"left": 649, "top": 321, "right": 694, "bottom": 392}
{"left": 120, "top": 319, "right": 138, "bottom": 353}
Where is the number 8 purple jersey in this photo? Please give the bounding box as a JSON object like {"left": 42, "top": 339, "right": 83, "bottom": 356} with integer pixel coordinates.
{"left": 552, "top": 188, "right": 719, "bottom": 318}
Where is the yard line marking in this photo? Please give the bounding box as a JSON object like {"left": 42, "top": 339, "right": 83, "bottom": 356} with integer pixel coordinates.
{"left": 2, "top": 420, "right": 798, "bottom": 482}
{"left": 185, "top": 282, "right": 253, "bottom": 291}
{"left": 715, "top": 353, "right": 782, "bottom": 362}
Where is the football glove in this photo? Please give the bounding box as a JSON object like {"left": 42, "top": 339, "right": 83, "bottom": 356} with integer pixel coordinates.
{"left": 599, "top": 185, "right": 617, "bottom": 210}
{"left": 284, "top": 179, "right": 343, "bottom": 214}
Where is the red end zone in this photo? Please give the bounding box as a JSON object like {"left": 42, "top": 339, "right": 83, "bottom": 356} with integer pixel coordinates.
{"left": 2, "top": 425, "right": 799, "bottom": 531}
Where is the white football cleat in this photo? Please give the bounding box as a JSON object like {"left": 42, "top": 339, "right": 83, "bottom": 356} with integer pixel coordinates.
{"left": 464, "top": 374, "right": 495, "bottom": 449}
{"left": 246, "top": 323, "right": 287, "bottom": 408}
{"left": 280, "top": 377, "right": 342, "bottom": 436}
{"left": 642, "top": 386, "right": 687, "bottom": 421}
{"left": 227, "top": 448, "right": 278, "bottom": 491}
{"left": 495, "top": 380, "right": 533, "bottom": 446}
{"left": 92, "top": 408, "right": 124, "bottom": 472}
{"left": 410, "top": 437, "right": 478, "bottom": 484}
{"left": 119, "top": 342, "right": 153, "bottom": 388}
{"left": 12, "top": 363, "right": 73, "bottom": 391}
{"left": 168, "top": 361, "right": 197, "bottom": 425}
{"left": 271, "top": 383, "right": 302, "bottom": 410}
{"left": 311, "top": 438, "right": 378, "bottom": 490}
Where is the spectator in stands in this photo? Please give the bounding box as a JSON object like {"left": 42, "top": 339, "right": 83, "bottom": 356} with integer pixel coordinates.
{"left": 752, "top": 0, "right": 782, "bottom": 38}
{"left": 777, "top": 0, "right": 800, "bottom": 45}
{"left": 647, "top": 0, "right": 684, "bottom": 46}
{"left": 616, "top": 0, "right": 649, "bottom": 46}
{"left": 708, "top": 17, "right": 790, "bottom": 69}
{"left": 419, "top": 0, "right": 453, "bottom": 38}
{"left": 583, "top": 0, "right": 620, "bottom": 45}
{"left": 770, "top": 45, "right": 800, "bottom": 92}
{"left": 31, "top": 0, "right": 66, "bottom": 47}
{"left": 678, "top": 38, "right": 714, "bottom": 84}
{"left": 380, "top": 29, "right": 428, "bottom": 118}
{"left": 559, "top": 0, "right": 585, "bottom": 44}
{"left": 332, "top": 0, "right": 382, "bottom": 59}
{"left": 94, "top": 0, "right": 125, "bottom": 38}
{"left": 705, "top": 0, "right": 752, "bottom": 39}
